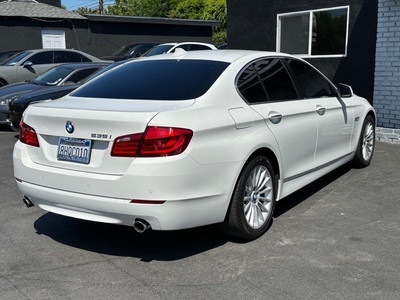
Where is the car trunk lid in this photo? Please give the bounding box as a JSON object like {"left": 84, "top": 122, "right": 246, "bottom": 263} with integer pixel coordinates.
{"left": 22, "top": 96, "right": 195, "bottom": 175}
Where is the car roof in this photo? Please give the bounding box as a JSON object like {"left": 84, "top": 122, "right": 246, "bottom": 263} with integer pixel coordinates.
{"left": 139, "top": 49, "right": 296, "bottom": 64}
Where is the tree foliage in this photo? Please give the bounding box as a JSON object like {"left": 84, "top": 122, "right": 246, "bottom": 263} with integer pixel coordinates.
{"left": 106, "top": 0, "right": 227, "bottom": 44}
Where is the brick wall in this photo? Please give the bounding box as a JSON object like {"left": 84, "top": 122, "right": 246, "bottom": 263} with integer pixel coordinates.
{"left": 374, "top": 0, "right": 400, "bottom": 142}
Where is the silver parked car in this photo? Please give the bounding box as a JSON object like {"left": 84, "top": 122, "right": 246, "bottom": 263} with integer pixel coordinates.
{"left": 0, "top": 49, "right": 104, "bottom": 87}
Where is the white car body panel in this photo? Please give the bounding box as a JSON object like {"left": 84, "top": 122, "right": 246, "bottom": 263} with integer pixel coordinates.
{"left": 13, "top": 50, "right": 376, "bottom": 232}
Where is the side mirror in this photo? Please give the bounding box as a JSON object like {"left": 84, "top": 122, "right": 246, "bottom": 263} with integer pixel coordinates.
{"left": 23, "top": 61, "right": 33, "bottom": 68}
{"left": 337, "top": 83, "right": 354, "bottom": 98}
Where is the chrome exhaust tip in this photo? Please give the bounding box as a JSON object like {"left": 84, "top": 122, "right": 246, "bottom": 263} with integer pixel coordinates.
{"left": 23, "top": 196, "right": 34, "bottom": 208}
{"left": 133, "top": 218, "right": 151, "bottom": 233}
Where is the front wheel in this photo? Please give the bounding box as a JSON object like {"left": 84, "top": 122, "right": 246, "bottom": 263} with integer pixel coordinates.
{"left": 353, "top": 115, "right": 375, "bottom": 168}
{"left": 220, "top": 156, "right": 276, "bottom": 240}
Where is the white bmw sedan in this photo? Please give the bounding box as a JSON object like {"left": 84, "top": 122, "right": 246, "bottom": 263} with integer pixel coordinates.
{"left": 13, "top": 50, "right": 376, "bottom": 240}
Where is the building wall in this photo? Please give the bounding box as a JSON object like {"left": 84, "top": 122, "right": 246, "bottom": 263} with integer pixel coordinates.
{"left": 0, "top": 17, "right": 88, "bottom": 51}
{"left": 0, "top": 17, "right": 213, "bottom": 58}
{"left": 374, "top": 0, "right": 400, "bottom": 142}
{"left": 86, "top": 21, "right": 213, "bottom": 58}
{"left": 227, "top": 0, "right": 378, "bottom": 103}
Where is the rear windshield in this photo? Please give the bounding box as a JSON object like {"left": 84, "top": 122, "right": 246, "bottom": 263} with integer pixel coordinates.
{"left": 71, "top": 59, "right": 229, "bottom": 100}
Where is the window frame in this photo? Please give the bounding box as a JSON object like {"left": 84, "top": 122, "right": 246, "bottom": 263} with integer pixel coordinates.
{"left": 276, "top": 6, "right": 350, "bottom": 58}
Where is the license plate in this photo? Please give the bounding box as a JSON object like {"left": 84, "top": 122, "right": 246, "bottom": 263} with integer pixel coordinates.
{"left": 57, "top": 137, "right": 92, "bottom": 164}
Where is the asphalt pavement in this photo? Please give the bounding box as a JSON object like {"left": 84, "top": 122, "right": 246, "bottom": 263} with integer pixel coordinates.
{"left": 1, "top": 126, "right": 399, "bottom": 300}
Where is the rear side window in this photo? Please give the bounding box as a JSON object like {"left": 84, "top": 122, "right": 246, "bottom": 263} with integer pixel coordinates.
{"left": 187, "top": 44, "right": 213, "bottom": 51}
{"left": 54, "top": 51, "right": 91, "bottom": 63}
{"left": 255, "top": 59, "right": 298, "bottom": 101}
{"left": 286, "top": 59, "right": 335, "bottom": 98}
{"left": 237, "top": 65, "right": 267, "bottom": 103}
{"left": 71, "top": 60, "right": 229, "bottom": 100}
{"left": 237, "top": 58, "right": 298, "bottom": 103}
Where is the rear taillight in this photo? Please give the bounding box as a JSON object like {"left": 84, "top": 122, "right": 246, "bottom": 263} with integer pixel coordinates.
{"left": 111, "top": 126, "right": 193, "bottom": 157}
{"left": 19, "top": 120, "right": 39, "bottom": 147}
{"left": 111, "top": 133, "right": 143, "bottom": 157}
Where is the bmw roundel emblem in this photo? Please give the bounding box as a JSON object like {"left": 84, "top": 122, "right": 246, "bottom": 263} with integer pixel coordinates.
{"left": 65, "top": 121, "right": 74, "bottom": 134}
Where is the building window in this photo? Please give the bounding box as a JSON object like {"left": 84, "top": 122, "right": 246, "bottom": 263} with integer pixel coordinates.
{"left": 277, "top": 6, "right": 349, "bottom": 58}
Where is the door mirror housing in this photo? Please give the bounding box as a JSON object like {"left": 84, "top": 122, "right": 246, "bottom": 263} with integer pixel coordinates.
{"left": 337, "top": 83, "right": 354, "bottom": 98}
{"left": 23, "top": 61, "right": 33, "bottom": 68}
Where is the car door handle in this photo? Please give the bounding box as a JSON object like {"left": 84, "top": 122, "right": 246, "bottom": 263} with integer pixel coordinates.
{"left": 268, "top": 112, "right": 282, "bottom": 124}
{"left": 316, "top": 105, "right": 326, "bottom": 116}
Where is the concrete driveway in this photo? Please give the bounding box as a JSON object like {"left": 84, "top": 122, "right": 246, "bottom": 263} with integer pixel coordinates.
{"left": 1, "top": 127, "right": 399, "bottom": 300}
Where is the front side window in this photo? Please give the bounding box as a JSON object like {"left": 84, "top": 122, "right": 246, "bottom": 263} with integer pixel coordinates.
{"left": 286, "top": 59, "right": 335, "bottom": 98}
{"left": 71, "top": 60, "right": 229, "bottom": 100}
{"left": 278, "top": 6, "right": 349, "bottom": 57}
{"left": 25, "top": 51, "right": 54, "bottom": 65}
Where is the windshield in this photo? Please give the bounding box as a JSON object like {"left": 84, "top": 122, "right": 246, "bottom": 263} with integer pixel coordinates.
{"left": 2, "top": 51, "right": 31, "bottom": 66}
{"left": 0, "top": 51, "right": 21, "bottom": 63}
{"left": 71, "top": 59, "right": 229, "bottom": 100}
{"left": 32, "top": 66, "right": 74, "bottom": 86}
{"left": 113, "top": 45, "right": 134, "bottom": 57}
{"left": 142, "top": 45, "right": 174, "bottom": 57}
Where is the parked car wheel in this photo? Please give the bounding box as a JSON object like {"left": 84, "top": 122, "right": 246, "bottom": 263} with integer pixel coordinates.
{"left": 11, "top": 121, "right": 19, "bottom": 131}
{"left": 221, "top": 156, "right": 276, "bottom": 240}
{"left": 0, "top": 79, "right": 6, "bottom": 87}
{"left": 353, "top": 115, "right": 375, "bottom": 168}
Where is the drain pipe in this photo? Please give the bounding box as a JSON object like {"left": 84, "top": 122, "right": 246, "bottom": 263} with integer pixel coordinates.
{"left": 133, "top": 218, "right": 151, "bottom": 233}
{"left": 23, "top": 196, "right": 34, "bottom": 208}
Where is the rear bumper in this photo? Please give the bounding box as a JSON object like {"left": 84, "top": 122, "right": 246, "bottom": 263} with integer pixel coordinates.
{"left": 13, "top": 141, "right": 242, "bottom": 230}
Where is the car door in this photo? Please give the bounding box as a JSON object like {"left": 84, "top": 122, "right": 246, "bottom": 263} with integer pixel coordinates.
{"left": 16, "top": 51, "right": 55, "bottom": 82}
{"left": 237, "top": 58, "right": 318, "bottom": 181}
{"left": 285, "top": 59, "right": 354, "bottom": 167}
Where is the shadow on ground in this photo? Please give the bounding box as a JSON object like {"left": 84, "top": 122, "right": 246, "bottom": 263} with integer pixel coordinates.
{"left": 33, "top": 163, "right": 352, "bottom": 261}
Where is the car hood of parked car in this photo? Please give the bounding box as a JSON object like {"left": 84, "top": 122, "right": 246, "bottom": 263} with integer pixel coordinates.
{"left": 0, "top": 81, "right": 45, "bottom": 100}
{"left": 10, "top": 84, "right": 80, "bottom": 111}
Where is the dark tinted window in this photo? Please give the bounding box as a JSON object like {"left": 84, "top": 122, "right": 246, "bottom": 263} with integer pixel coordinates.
{"left": 237, "top": 65, "right": 267, "bottom": 103}
{"left": 27, "top": 51, "right": 54, "bottom": 65}
{"left": 71, "top": 60, "right": 229, "bottom": 100}
{"left": 255, "top": 59, "right": 298, "bottom": 101}
{"left": 286, "top": 59, "right": 335, "bottom": 98}
{"left": 187, "top": 44, "right": 213, "bottom": 51}
{"left": 54, "top": 51, "right": 91, "bottom": 63}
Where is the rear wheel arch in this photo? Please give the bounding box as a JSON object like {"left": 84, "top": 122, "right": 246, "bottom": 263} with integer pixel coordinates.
{"left": 247, "top": 148, "right": 280, "bottom": 182}
{"left": 220, "top": 147, "right": 280, "bottom": 240}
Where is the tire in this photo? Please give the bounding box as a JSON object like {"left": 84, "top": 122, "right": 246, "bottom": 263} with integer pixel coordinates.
{"left": 353, "top": 115, "right": 375, "bottom": 168}
{"left": 10, "top": 121, "right": 19, "bottom": 132}
{"left": 221, "top": 156, "right": 276, "bottom": 240}
{"left": 0, "top": 79, "right": 6, "bottom": 87}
